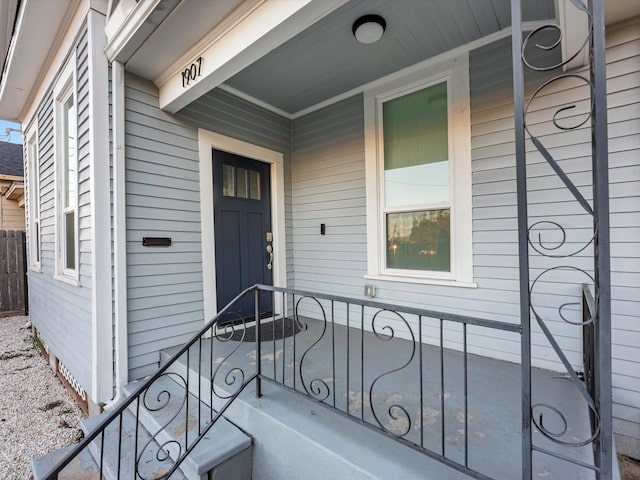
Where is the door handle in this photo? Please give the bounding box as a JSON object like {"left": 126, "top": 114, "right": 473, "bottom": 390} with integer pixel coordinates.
{"left": 266, "top": 244, "right": 273, "bottom": 270}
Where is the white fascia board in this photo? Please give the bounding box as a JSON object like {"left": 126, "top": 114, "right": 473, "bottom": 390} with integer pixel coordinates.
{"left": 0, "top": 0, "right": 84, "bottom": 122}
{"left": 157, "top": 0, "right": 348, "bottom": 113}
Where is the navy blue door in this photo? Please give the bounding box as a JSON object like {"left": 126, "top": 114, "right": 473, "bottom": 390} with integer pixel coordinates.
{"left": 213, "top": 150, "right": 273, "bottom": 320}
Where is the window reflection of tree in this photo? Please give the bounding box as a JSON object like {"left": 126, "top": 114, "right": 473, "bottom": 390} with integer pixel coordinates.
{"left": 387, "top": 210, "right": 450, "bottom": 271}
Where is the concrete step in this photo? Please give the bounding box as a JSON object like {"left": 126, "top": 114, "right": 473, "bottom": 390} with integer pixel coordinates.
{"left": 31, "top": 443, "right": 100, "bottom": 480}
{"left": 81, "top": 408, "right": 187, "bottom": 480}
{"left": 123, "top": 376, "right": 253, "bottom": 480}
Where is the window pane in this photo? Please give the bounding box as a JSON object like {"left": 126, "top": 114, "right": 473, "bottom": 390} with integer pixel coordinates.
{"left": 65, "top": 212, "right": 75, "bottom": 270}
{"left": 386, "top": 209, "right": 450, "bottom": 272}
{"left": 64, "top": 95, "right": 76, "bottom": 209}
{"left": 223, "top": 164, "right": 235, "bottom": 197}
{"left": 249, "top": 170, "right": 260, "bottom": 200}
{"left": 237, "top": 168, "right": 248, "bottom": 199}
{"left": 29, "top": 141, "right": 39, "bottom": 218}
{"left": 383, "top": 82, "right": 449, "bottom": 208}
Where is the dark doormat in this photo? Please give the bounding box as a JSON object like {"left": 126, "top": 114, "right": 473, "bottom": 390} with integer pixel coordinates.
{"left": 219, "top": 317, "right": 302, "bottom": 342}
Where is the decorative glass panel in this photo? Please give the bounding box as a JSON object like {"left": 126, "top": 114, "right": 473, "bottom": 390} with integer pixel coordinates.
{"left": 383, "top": 82, "right": 449, "bottom": 208}
{"left": 237, "top": 168, "right": 248, "bottom": 199}
{"left": 65, "top": 211, "right": 75, "bottom": 270}
{"left": 386, "top": 209, "right": 450, "bottom": 272}
{"left": 249, "top": 170, "right": 261, "bottom": 200}
{"left": 223, "top": 164, "right": 235, "bottom": 197}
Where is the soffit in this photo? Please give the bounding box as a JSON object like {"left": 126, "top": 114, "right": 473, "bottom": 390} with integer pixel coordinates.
{"left": 223, "top": 0, "right": 556, "bottom": 115}
{"left": 0, "top": 0, "right": 18, "bottom": 74}
{"left": 0, "top": 0, "right": 80, "bottom": 121}
{"left": 123, "top": 0, "right": 247, "bottom": 79}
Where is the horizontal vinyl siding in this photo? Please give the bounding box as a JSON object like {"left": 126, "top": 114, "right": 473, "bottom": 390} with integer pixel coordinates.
{"left": 604, "top": 18, "right": 640, "bottom": 457}
{"left": 125, "top": 74, "right": 202, "bottom": 380}
{"left": 28, "top": 26, "right": 93, "bottom": 394}
{"left": 291, "top": 95, "right": 367, "bottom": 298}
{"left": 177, "top": 88, "right": 293, "bottom": 285}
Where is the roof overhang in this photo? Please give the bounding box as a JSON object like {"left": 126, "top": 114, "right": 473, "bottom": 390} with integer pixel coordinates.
{"left": 0, "top": 0, "right": 81, "bottom": 121}
{"left": 0, "top": 0, "right": 19, "bottom": 75}
{"left": 3, "top": 180, "right": 24, "bottom": 201}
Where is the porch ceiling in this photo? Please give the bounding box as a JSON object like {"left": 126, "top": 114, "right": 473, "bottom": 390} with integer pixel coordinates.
{"left": 223, "top": 0, "right": 556, "bottom": 115}
{"left": 123, "top": 0, "right": 247, "bottom": 80}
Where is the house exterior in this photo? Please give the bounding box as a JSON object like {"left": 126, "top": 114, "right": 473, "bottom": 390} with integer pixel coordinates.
{"left": 0, "top": 140, "right": 25, "bottom": 230}
{"left": 0, "top": 0, "right": 638, "bottom": 477}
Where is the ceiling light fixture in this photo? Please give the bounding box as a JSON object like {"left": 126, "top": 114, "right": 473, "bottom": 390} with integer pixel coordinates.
{"left": 352, "top": 14, "right": 386, "bottom": 44}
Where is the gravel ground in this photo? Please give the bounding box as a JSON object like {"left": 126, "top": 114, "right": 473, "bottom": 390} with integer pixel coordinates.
{"left": 0, "top": 315, "right": 84, "bottom": 480}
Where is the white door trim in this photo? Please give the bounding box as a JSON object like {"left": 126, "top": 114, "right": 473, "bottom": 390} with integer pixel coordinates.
{"left": 198, "top": 129, "right": 286, "bottom": 322}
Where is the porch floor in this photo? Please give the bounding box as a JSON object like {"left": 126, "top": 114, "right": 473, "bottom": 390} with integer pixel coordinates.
{"left": 165, "top": 316, "right": 599, "bottom": 480}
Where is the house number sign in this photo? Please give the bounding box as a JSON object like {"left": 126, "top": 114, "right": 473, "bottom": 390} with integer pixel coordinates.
{"left": 182, "top": 57, "right": 203, "bottom": 88}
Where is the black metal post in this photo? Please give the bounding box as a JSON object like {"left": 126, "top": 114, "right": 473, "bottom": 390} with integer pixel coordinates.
{"left": 255, "top": 288, "right": 262, "bottom": 398}
{"left": 590, "top": 0, "right": 612, "bottom": 477}
{"left": 511, "top": 1, "right": 532, "bottom": 478}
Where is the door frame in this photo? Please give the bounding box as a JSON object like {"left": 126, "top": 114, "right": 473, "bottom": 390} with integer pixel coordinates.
{"left": 198, "top": 129, "right": 286, "bottom": 322}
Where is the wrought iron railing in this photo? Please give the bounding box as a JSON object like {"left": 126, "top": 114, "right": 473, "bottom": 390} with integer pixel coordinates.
{"left": 512, "top": 0, "right": 611, "bottom": 478}
{"left": 43, "top": 287, "right": 260, "bottom": 480}
{"left": 45, "top": 284, "right": 524, "bottom": 480}
{"left": 253, "top": 285, "right": 522, "bottom": 480}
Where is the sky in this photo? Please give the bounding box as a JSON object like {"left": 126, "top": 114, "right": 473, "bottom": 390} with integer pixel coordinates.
{"left": 0, "top": 119, "right": 22, "bottom": 144}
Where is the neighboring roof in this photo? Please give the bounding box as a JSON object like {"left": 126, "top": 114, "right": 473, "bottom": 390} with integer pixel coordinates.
{"left": 0, "top": 141, "right": 23, "bottom": 177}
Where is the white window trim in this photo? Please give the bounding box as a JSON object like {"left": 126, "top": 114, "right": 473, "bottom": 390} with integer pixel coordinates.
{"left": 26, "top": 125, "right": 41, "bottom": 271}
{"left": 364, "top": 53, "right": 474, "bottom": 287}
{"left": 53, "top": 58, "right": 79, "bottom": 284}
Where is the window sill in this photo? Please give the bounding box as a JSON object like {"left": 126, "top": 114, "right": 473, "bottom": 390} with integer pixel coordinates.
{"left": 54, "top": 274, "right": 80, "bottom": 287}
{"left": 364, "top": 274, "right": 477, "bottom": 289}
{"left": 29, "top": 266, "right": 42, "bottom": 273}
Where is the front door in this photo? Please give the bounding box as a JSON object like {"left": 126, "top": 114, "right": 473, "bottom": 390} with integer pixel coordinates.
{"left": 213, "top": 149, "right": 273, "bottom": 321}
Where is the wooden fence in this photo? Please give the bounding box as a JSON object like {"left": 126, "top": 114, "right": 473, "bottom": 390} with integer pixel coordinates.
{"left": 0, "top": 230, "right": 28, "bottom": 315}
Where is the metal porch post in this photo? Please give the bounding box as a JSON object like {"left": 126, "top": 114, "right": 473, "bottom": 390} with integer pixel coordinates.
{"left": 590, "top": 0, "right": 612, "bottom": 477}
{"left": 255, "top": 287, "right": 262, "bottom": 398}
{"left": 510, "top": 1, "right": 532, "bottom": 479}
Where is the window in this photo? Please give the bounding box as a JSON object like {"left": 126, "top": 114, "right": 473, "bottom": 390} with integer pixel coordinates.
{"left": 222, "top": 164, "right": 261, "bottom": 200}
{"left": 54, "top": 60, "right": 78, "bottom": 281}
{"left": 27, "top": 129, "right": 40, "bottom": 270}
{"left": 364, "top": 54, "right": 473, "bottom": 285}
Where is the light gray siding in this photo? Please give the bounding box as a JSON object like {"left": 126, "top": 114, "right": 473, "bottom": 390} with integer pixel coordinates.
{"left": 601, "top": 18, "right": 640, "bottom": 457}
{"left": 27, "top": 25, "right": 93, "bottom": 392}
{"left": 124, "top": 74, "right": 202, "bottom": 380}
{"left": 291, "top": 95, "right": 366, "bottom": 298}
{"left": 177, "top": 88, "right": 294, "bottom": 285}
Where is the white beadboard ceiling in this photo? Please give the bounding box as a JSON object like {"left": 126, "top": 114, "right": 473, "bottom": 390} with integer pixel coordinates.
{"left": 223, "top": 0, "right": 556, "bottom": 114}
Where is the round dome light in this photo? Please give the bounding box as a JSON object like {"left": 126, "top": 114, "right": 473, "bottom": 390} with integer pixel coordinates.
{"left": 352, "top": 15, "right": 386, "bottom": 45}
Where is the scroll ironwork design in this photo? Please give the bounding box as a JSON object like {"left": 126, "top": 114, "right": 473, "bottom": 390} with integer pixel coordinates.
{"left": 520, "top": 0, "right": 606, "bottom": 472}
{"left": 135, "top": 372, "right": 188, "bottom": 480}
{"left": 368, "top": 309, "right": 415, "bottom": 438}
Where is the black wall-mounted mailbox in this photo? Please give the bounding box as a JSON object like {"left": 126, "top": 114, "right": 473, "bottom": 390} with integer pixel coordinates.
{"left": 143, "top": 237, "right": 172, "bottom": 247}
